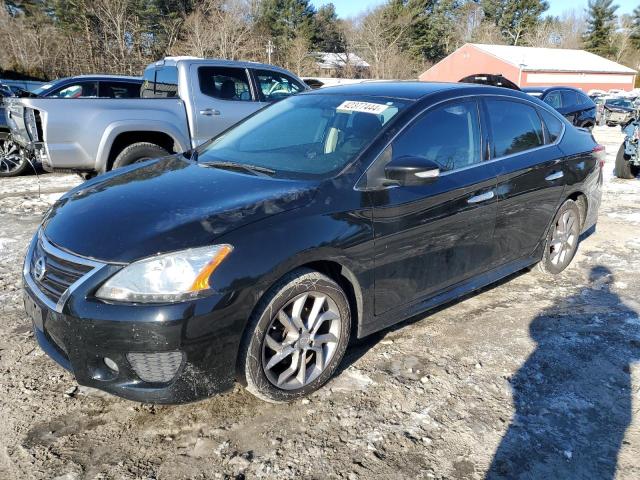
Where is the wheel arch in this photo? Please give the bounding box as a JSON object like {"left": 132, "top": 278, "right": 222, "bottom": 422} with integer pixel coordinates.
{"left": 565, "top": 191, "right": 588, "bottom": 229}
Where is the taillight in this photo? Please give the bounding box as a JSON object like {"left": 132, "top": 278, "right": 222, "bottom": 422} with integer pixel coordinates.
{"left": 593, "top": 144, "right": 606, "bottom": 168}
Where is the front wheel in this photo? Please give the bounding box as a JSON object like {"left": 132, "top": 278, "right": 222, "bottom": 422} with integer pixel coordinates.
{"left": 238, "top": 268, "right": 351, "bottom": 403}
{"left": 0, "top": 137, "right": 29, "bottom": 177}
{"left": 538, "top": 200, "right": 582, "bottom": 275}
{"left": 615, "top": 143, "right": 636, "bottom": 179}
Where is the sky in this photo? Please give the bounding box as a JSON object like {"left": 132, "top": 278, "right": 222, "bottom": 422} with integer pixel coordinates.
{"left": 310, "top": 0, "right": 639, "bottom": 19}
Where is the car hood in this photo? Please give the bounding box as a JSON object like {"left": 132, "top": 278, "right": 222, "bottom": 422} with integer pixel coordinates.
{"left": 43, "top": 157, "right": 318, "bottom": 263}
{"left": 605, "top": 105, "right": 633, "bottom": 113}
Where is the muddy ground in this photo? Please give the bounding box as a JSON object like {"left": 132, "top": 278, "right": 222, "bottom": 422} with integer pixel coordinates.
{"left": 1, "top": 127, "right": 639, "bottom": 480}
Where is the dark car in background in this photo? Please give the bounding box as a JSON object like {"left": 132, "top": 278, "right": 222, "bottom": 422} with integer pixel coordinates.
{"left": 27, "top": 75, "right": 143, "bottom": 99}
{"left": 523, "top": 86, "right": 596, "bottom": 129}
{"left": 23, "top": 83, "right": 603, "bottom": 404}
{"left": 459, "top": 73, "right": 521, "bottom": 91}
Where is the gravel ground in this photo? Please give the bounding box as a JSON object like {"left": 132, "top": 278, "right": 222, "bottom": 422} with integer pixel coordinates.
{"left": 1, "top": 127, "right": 639, "bottom": 480}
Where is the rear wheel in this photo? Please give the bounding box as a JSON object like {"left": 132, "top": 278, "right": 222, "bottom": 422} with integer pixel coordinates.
{"left": 538, "top": 200, "right": 581, "bottom": 275}
{"left": 111, "top": 142, "right": 168, "bottom": 170}
{"left": 615, "top": 143, "right": 636, "bottom": 179}
{"left": 238, "top": 268, "right": 351, "bottom": 403}
{"left": 0, "top": 137, "right": 28, "bottom": 177}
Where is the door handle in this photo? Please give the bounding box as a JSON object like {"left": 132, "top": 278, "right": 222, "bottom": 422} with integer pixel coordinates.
{"left": 199, "top": 109, "right": 220, "bottom": 116}
{"left": 545, "top": 171, "right": 564, "bottom": 181}
{"left": 467, "top": 190, "right": 495, "bottom": 204}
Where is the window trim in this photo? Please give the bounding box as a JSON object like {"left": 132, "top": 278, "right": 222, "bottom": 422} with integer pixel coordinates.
{"left": 355, "top": 93, "right": 566, "bottom": 191}
{"left": 196, "top": 65, "right": 256, "bottom": 102}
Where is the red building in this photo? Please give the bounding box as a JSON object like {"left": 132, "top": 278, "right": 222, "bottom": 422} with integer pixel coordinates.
{"left": 419, "top": 43, "right": 637, "bottom": 93}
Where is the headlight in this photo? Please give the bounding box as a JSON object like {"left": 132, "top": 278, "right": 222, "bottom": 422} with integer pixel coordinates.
{"left": 96, "top": 244, "right": 233, "bottom": 303}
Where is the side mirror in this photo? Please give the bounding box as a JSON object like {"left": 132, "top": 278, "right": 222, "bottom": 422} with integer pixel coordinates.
{"left": 384, "top": 155, "right": 440, "bottom": 187}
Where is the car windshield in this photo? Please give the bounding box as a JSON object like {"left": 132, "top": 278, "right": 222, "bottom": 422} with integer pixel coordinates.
{"left": 607, "top": 98, "right": 633, "bottom": 108}
{"left": 198, "top": 94, "right": 407, "bottom": 179}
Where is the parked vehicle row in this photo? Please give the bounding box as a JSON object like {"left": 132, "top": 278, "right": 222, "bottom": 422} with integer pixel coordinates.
{"left": 23, "top": 82, "right": 603, "bottom": 403}
{"left": 616, "top": 112, "right": 640, "bottom": 179}
{"left": 6, "top": 58, "right": 308, "bottom": 178}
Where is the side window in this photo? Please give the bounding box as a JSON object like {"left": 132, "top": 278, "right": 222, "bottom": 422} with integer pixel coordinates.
{"left": 99, "top": 81, "right": 141, "bottom": 99}
{"left": 577, "top": 92, "right": 593, "bottom": 106}
{"left": 141, "top": 66, "right": 178, "bottom": 98}
{"left": 539, "top": 108, "right": 564, "bottom": 144}
{"left": 543, "top": 91, "right": 562, "bottom": 109}
{"left": 561, "top": 90, "right": 578, "bottom": 108}
{"left": 48, "top": 81, "right": 97, "bottom": 98}
{"left": 391, "top": 100, "right": 482, "bottom": 172}
{"left": 198, "top": 67, "right": 252, "bottom": 101}
{"left": 486, "top": 99, "right": 544, "bottom": 157}
{"left": 254, "top": 69, "right": 304, "bottom": 102}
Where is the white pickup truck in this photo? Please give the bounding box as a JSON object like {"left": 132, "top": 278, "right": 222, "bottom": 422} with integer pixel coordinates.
{"left": 7, "top": 57, "right": 308, "bottom": 176}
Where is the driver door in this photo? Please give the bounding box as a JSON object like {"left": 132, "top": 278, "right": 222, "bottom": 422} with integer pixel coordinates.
{"left": 368, "top": 99, "right": 498, "bottom": 315}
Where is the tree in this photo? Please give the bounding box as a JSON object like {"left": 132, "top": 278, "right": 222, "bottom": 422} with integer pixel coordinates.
{"left": 481, "top": 0, "right": 550, "bottom": 45}
{"left": 583, "top": 0, "right": 618, "bottom": 57}
{"left": 631, "top": 5, "right": 640, "bottom": 49}
{"left": 313, "top": 3, "right": 344, "bottom": 52}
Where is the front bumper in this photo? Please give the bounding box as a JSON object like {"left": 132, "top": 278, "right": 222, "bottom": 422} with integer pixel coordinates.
{"left": 23, "top": 234, "right": 246, "bottom": 404}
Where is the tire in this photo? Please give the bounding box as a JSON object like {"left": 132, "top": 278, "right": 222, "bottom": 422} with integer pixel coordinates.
{"left": 111, "top": 142, "right": 168, "bottom": 170}
{"left": 537, "top": 200, "right": 582, "bottom": 275}
{"left": 0, "top": 137, "right": 29, "bottom": 177}
{"left": 615, "top": 143, "right": 635, "bottom": 179}
{"left": 238, "top": 268, "right": 351, "bottom": 403}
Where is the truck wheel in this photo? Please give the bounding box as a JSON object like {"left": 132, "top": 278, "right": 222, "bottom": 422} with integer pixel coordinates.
{"left": 615, "top": 143, "right": 635, "bottom": 179}
{"left": 238, "top": 268, "right": 351, "bottom": 403}
{"left": 112, "top": 142, "right": 168, "bottom": 170}
{"left": 0, "top": 137, "right": 29, "bottom": 177}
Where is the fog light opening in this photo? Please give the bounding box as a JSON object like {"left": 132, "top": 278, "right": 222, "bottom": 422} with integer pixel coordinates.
{"left": 103, "top": 357, "right": 119, "bottom": 373}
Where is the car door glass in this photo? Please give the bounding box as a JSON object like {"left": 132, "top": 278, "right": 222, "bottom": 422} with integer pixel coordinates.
{"left": 538, "top": 109, "right": 563, "bottom": 143}
{"left": 254, "top": 69, "right": 304, "bottom": 102}
{"left": 49, "top": 81, "right": 98, "bottom": 98}
{"left": 391, "top": 100, "right": 481, "bottom": 172}
{"left": 561, "top": 90, "right": 578, "bottom": 109}
{"left": 99, "top": 81, "right": 141, "bottom": 98}
{"left": 486, "top": 99, "right": 544, "bottom": 157}
{"left": 543, "top": 91, "right": 562, "bottom": 109}
{"left": 198, "top": 67, "right": 252, "bottom": 101}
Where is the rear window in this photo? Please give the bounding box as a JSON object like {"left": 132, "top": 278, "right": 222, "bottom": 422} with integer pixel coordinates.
{"left": 198, "top": 67, "right": 252, "bottom": 101}
{"left": 539, "top": 109, "right": 564, "bottom": 143}
{"left": 141, "top": 66, "right": 178, "bottom": 98}
{"left": 486, "top": 99, "right": 544, "bottom": 157}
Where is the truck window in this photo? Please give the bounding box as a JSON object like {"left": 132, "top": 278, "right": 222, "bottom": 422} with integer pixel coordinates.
{"left": 48, "top": 81, "right": 98, "bottom": 98}
{"left": 99, "top": 81, "right": 141, "bottom": 98}
{"left": 198, "top": 67, "right": 252, "bottom": 102}
{"left": 141, "top": 66, "right": 178, "bottom": 98}
{"left": 254, "top": 69, "right": 305, "bottom": 102}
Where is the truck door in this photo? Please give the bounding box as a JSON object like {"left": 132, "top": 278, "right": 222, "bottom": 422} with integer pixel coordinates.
{"left": 189, "top": 65, "right": 262, "bottom": 147}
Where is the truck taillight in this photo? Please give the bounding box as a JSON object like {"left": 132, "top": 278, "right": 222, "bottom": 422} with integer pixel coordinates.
{"left": 593, "top": 144, "right": 606, "bottom": 168}
{"left": 24, "top": 107, "right": 42, "bottom": 142}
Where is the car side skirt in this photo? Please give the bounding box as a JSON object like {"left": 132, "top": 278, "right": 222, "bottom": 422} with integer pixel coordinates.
{"left": 361, "top": 255, "right": 539, "bottom": 337}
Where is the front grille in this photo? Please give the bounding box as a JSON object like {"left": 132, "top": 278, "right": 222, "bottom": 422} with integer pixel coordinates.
{"left": 127, "top": 352, "right": 184, "bottom": 383}
{"left": 30, "top": 237, "right": 94, "bottom": 305}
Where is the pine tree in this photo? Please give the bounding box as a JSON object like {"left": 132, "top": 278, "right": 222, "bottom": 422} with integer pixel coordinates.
{"left": 583, "top": 0, "right": 618, "bottom": 57}
{"left": 481, "top": 0, "right": 550, "bottom": 45}
{"left": 631, "top": 5, "right": 640, "bottom": 49}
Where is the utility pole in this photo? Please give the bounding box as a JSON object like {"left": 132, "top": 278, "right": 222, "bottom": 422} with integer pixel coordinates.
{"left": 266, "top": 40, "right": 275, "bottom": 64}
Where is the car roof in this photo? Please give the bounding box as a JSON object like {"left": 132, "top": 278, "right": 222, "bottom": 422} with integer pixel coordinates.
{"left": 301, "top": 81, "right": 535, "bottom": 101}
{"left": 157, "top": 57, "right": 302, "bottom": 77}
{"left": 522, "top": 86, "right": 585, "bottom": 94}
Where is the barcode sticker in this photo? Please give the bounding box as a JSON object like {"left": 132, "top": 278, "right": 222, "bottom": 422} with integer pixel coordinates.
{"left": 337, "top": 101, "right": 389, "bottom": 115}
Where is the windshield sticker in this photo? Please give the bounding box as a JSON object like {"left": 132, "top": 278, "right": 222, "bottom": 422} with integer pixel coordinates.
{"left": 337, "top": 101, "right": 389, "bottom": 115}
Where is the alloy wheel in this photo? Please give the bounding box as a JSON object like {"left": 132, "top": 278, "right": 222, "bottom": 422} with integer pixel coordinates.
{"left": 262, "top": 292, "right": 342, "bottom": 390}
{"left": 549, "top": 209, "right": 580, "bottom": 267}
{"left": 0, "top": 138, "right": 25, "bottom": 175}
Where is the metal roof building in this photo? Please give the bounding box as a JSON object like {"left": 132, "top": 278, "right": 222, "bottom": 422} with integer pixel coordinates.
{"left": 419, "top": 43, "right": 637, "bottom": 92}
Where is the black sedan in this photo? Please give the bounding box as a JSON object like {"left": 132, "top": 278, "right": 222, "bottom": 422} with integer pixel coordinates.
{"left": 23, "top": 83, "right": 604, "bottom": 403}
{"left": 523, "top": 86, "right": 596, "bottom": 129}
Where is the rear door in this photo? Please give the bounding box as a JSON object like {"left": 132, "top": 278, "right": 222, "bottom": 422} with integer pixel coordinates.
{"left": 371, "top": 99, "right": 498, "bottom": 315}
{"left": 190, "top": 65, "right": 261, "bottom": 146}
{"left": 487, "top": 97, "right": 566, "bottom": 265}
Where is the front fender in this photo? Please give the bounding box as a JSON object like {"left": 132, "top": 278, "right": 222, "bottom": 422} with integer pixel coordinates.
{"left": 95, "top": 120, "right": 191, "bottom": 172}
